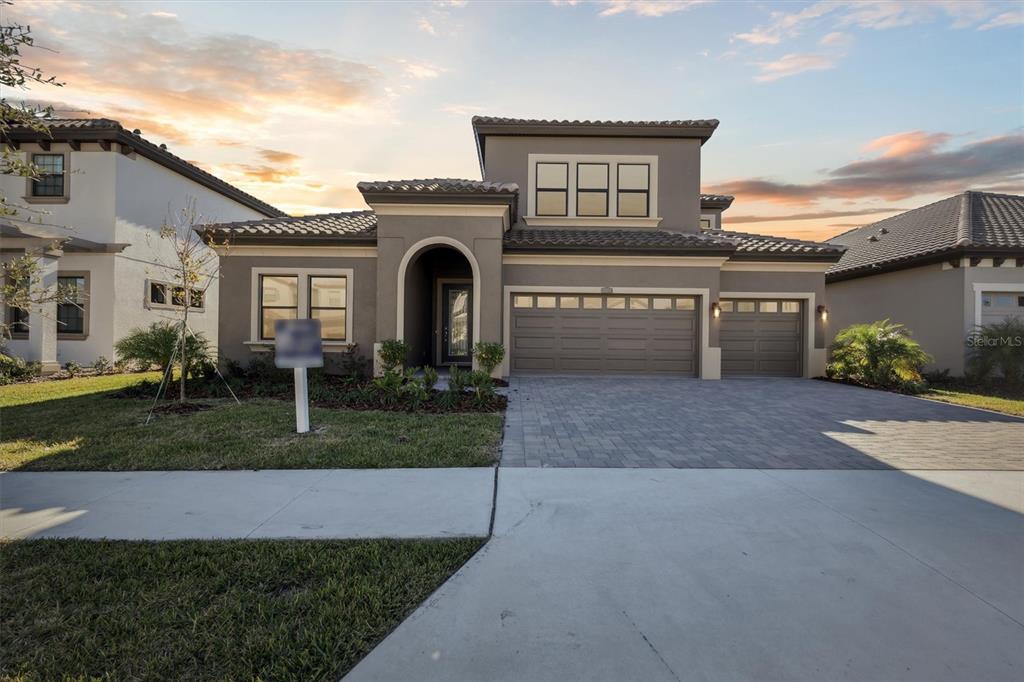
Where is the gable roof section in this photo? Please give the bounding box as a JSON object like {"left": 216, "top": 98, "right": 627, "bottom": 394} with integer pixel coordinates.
{"left": 700, "top": 193, "right": 735, "bottom": 210}
{"left": 472, "top": 115, "right": 720, "bottom": 174}
{"left": 198, "top": 210, "right": 376, "bottom": 245}
{"left": 503, "top": 228, "right": 735, "bottom": 255}
{"left": 3, "top": 118, "right": 285, "bottom": 218}
{"left": 704, "top": 229, "right": 845, "bottom": 261}
{"left": 826, "top": 191, "right": 1024, "bottom": 281}
{"left": 357, "top": 178, "right": 517, "bottom": 195}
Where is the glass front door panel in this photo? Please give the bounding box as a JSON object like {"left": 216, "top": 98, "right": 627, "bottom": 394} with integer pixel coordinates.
{"left": 447, "top": 288, "right": 469, "bottom": 357}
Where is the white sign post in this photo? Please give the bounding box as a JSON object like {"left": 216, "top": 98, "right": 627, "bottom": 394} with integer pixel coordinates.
{"left": 274, "top": 319, "right": 324, "bottom": 434}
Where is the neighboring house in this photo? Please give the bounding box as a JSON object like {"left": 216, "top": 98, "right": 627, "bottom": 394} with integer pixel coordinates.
{"left": 826, "top": 191, "right": 1024, "bottom": 375}
{"left": 200, "top": 116, "right": 845, "bottom": 379}
{"left": 1, "top": 119, "right": 284, "bottom": 373}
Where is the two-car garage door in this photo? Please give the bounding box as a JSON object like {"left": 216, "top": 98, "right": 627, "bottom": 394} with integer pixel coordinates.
{"left": 510, "top": 294, "right": 699, "bottom": 375}
{"left": 509, "top": 293, "right": 805, "bottom": 377}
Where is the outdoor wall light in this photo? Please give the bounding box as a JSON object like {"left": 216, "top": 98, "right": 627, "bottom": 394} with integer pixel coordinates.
{"left": 817, "top": 304, "right": 828, "bottom": 322}
{"left": 712, "top": 301, "right": 721, "bottom": 319}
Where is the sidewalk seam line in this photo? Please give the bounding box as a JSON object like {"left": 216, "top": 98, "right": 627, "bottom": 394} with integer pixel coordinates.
{"left": 243, "top": 470, "right": 334, "bottom": 539}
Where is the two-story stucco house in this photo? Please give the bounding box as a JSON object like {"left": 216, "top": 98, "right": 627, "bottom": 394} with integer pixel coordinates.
{"left": 201, "top": 116, "right": 845, "bottom": 379}
{"left": 1, "top": 119, "right": 284, "bottom": 372}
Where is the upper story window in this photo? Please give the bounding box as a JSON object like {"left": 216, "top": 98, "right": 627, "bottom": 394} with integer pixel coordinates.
{"left": 30, "top": 153, "right": 66, "bottom": 197}
{"left": 699, "top": 218, "right": 713, "bottom": 229}
{"left": 616, "top": 164, "right": 649, "bottom": 217}
{"left": 576, "top": 163, "right": 609, "bottom": 217}
{"left": 535, "top": 162, "right": 568, "bottom": 216}
{"left": 527, "top": 154, "right": 658, "bottom": 223}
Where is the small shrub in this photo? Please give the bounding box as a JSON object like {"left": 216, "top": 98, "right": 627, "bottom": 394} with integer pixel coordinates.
{"left": 827, "top": 319, "right": 932, "bottom": 392}
{"left": 399, "top": 377, "right": 430, "bottom": 409}
{"left": 63, "top": 360, "right": 82, "bottom": 377}
{"left": 922, "top": 368, "right": 952, "bottom": 385}
{"left": 448, "top": 365, "right": 471, "bottom": 393}
{"left": 420, "top": 366, "right": 439, "bottom": 391}
{"left": 372, "top": 369, "right": 404, "bottom": 406}
{"left": 378, "top": 339, "right": 410, "bottom": 373}
{"left": 433, "top": 389, "right": 460, "bottom": 410}
{"left": 114, "top": 357, "right": 134, "bottom": 374}
{"left": 966, "top": 319, "right": 1024, "bottom": 385}
{"left": 472, "top": 341, "right": 505, "bottom": 376}
{"left": 0, "top": 353, "right": 36, "bottom": 385}
{"left": 92, "top": 356, "right": 111, "bottom": 374}
{"left": 114, "top": 322, "right": 212, "bottom": 376}
{"left": 469, "top": 369, "right": 496, "bottom": 405}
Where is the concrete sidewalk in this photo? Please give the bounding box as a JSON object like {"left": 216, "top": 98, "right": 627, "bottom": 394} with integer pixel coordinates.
{"left": 347, "top": 468, "right": 1024, "bottom": 682}
{"left": 0, "top": 468, "right": 494, "bottom": 540}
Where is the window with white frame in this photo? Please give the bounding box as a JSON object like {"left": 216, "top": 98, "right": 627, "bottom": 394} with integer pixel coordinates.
{"left": 147, "top": 280, "right": 205, "bottom": 312}
{"left": 528, "top": 154, "right": 657, "bottom": 220}
{"left": 252, "top": 268, "right": 352, "bottom": 343}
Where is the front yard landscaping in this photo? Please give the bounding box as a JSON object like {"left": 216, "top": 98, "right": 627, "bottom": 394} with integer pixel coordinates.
{"left": 0, "top": 537, "right": 483, "bottom": 680}
{"left": 0, "top": 372, "right": 503, "bottom": 471}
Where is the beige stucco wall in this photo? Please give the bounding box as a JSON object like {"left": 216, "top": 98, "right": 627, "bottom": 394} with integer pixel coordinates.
{"left": 373, "top": 213, "right": 506, "bottom": 351}
{"left": 826, "top": 263, "right": 968, "bottom": 373}
{"left": 482, "top": 136, "right": 702, "bottom": 232}
{"left": 216, "top": 255, "right": 378, "bottom": 370}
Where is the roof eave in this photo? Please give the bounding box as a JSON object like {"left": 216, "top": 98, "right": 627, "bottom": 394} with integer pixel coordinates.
{"left": 728, "top": 251, "right": 845, "bottom": 263}
{"left": 826, "top": 245, "right": 1024, "bottom": 283}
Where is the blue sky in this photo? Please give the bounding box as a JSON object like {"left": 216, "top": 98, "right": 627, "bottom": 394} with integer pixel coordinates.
{"left": 11, "top": 0, "right": 1024, "bottom": 239}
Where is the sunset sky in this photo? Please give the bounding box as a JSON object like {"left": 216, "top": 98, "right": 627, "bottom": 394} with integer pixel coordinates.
{"left": 8, "top": 0, "right": 1023, "bottom": 241}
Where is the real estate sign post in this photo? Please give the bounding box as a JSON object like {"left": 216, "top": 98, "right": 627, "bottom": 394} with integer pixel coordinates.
{"left": 274, "top": 319, "right": 324, "bottom": 434}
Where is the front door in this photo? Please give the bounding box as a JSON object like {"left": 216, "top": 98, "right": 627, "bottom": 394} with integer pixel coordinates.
{"left": 441, "top": 283, "right": 473, "bottom": 365}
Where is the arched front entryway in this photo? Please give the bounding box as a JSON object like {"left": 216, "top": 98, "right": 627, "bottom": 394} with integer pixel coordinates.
{"left": 396, "top": 237, "right": 481, "bottom": 368}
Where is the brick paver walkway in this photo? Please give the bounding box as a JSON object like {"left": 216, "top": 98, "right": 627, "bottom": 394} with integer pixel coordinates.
{"left": 500, "top": 377, "right": 1024, "bottom": 469}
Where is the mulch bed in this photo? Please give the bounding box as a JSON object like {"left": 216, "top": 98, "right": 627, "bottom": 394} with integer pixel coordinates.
{"left": 115, "top": 374, "right": 507, "bottom": 413}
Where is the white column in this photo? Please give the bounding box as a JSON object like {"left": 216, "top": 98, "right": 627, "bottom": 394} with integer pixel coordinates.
{"left": 26, "top": 250, "right": 61, "bottom": 375}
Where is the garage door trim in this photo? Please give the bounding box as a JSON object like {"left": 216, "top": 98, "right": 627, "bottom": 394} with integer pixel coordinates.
{"left": 720, "top": 290, "right": 819, "bottom": 378}
{"left": 973, "top": 282, "right": 1024, "bottom": 327}
{"left": 502, "top": 285, "right": 712, "bottom": 378}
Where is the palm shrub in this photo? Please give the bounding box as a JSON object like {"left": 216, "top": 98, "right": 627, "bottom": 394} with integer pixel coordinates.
{"left": 966, "top": 319, "right": 1024, "bottom": 385}
{"left": 0, "top": 353, "right": 36, "bottom": 385}
{"left": 827, "top": 320, "right": 932, "bottom": 392}
{"left": 114, "top": 322, "right": 212, "bottom": 377}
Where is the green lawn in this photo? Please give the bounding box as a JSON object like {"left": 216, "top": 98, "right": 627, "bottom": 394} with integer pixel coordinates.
{"left": 1, "top": 373, "right": 503, "bottom": 471}
{"left": 0, "top": 538, "right": 483, "bottom": 681}
{"left": 922, "top": 387, "right": 1024, "bottom": 417}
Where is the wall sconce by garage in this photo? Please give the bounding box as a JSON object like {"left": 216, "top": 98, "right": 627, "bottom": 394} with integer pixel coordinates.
{"left": 817, "top": 304, "right": 828, "bottom": 322}
{"left": 711, "top": 301, "right": 721, "bottom": 319}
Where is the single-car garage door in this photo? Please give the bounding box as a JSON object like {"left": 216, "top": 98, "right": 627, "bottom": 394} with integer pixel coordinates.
{"left": 981, "top": 291, "right": 1024, "bottom": 325}
{"left": 510, "top": 293, "right": 698, "bottom": 375}
{"left": 720, "top": 299, "right": 803, "bottom": 377}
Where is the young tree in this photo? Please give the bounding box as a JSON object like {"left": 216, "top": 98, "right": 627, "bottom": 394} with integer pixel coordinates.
{"left": 0, "top": 1, "right": 80, "bottom": 341}
{"left": 149, "top": 198, "right": 223, "bottom": 402}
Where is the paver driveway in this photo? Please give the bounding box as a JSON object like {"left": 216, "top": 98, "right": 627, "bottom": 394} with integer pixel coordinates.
{"left": 501, "top": 377, "right": 1024, "bottom": 469}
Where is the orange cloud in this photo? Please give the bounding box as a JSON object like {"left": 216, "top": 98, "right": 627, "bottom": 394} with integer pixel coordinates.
{"left": 863, "top": 131, "right": 952, "bottom": 158}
